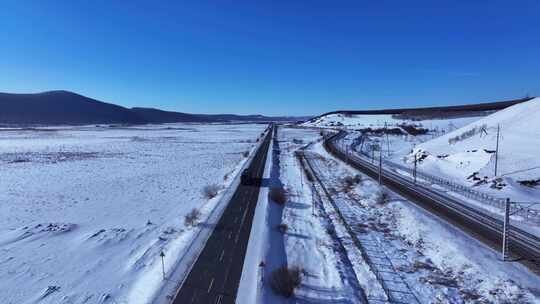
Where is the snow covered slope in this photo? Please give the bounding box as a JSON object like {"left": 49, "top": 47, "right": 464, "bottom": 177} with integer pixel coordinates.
{"left": 303, "top": 112, "right": 483, "bottom": 133}
{"left": 412, "top": 98, "right": 540, "bottom": 200}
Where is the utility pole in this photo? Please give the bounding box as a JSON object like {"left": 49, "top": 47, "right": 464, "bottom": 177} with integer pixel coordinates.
{"left": 160, "top": 251, "right": 166, "bottom": 280}
{"left": 378, "top": 149, "right": 382, "bottom": 185}
{"left": 413, "top": 154, "right": 417, "bottom": 184}
{"left": 385, "top": 122, "right": 390, "bottom": 156}
{"left": 502, "top": 198, "right": 510, "bottom": 261}
{"left": 311, "top": 184, "right": 316, "bottom": 216}
{"left": 495, "top": 124, "right": 500, "bottom": 176}
{"left": 299, "top": 158, "right": 304, "bottom": 188}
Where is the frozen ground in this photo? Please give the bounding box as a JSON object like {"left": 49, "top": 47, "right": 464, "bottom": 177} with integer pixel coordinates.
{"left": 0, "top": 123, "right": 266, "bottom": 304}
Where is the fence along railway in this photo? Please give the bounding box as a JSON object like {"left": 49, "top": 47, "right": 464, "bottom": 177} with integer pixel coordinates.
{"left": 324, "top": 131, "right": 540, "bottom": 272}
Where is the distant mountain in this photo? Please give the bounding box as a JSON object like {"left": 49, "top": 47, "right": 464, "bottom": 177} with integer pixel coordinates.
{"left": 131, "top": 107, "right": 299, "bottom": 123}
{"left": 0, "top": 91, "right": 145, "bottom": 125}
{"left": 130, "top": 107, "right": 209, "bottom": 123}
{"left": 0, "top": 91, "right": 305, "bottom": 126}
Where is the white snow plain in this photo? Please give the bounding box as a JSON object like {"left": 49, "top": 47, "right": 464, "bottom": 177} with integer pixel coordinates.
{"left": 0, "top": 123, "right": 266, "bottom": 304}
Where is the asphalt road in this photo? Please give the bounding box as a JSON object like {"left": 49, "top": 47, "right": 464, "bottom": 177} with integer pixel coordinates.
{"left": 171, "top": 125, "right": 272, "bottom": 304}
{"left": 325, "top": 131, "right": 540, "bottom": 272}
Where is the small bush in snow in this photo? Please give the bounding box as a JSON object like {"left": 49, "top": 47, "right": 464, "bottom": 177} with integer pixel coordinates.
{"left": 277, "top": 223, "right": 288, "bottom": 234}
{"left": 270, "top": 266, "right": 302, "bottom": 298}
{"left": 342, "top": 175, "right": 362, "bottom": 192}
{"left": 326, "top": 226, "right": 336, "bottom": 237}
{"left": 270, "top": 187, "right": 287, "bottom": 205}
{"left": 184, "top": 208, "right": 201, "bottom": 227}
{"left": 242, "top": 151, "right": 249, "bottom": 158}
{"left": 376, "top": 189, "right": 391, "bottom": 205}
{"left": 203, "top": 184, "right": 220, "bottom": 199}
{"left": 292, "top": 138, "right": 303, "bottom": 144}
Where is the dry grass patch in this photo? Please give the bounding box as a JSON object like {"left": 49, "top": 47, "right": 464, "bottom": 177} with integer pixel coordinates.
{"left": 184, "top": 208, "right": 201, "bottom": 227}
{"left": 270, "top": 187, "right": 287, "bottom": 205}
{"left": 270, "top": 266, "right": 302, "bottom": 298}
{"left": 376, "top": 189, "right": 391, "bottom": 205}
{"left": 203, "top": 184, "right": 221, "bottom": 199}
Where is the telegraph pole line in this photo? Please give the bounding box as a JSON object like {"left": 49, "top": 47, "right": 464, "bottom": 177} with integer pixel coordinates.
{"left": 495, "top": 124, "right": 500, "bottom": 176}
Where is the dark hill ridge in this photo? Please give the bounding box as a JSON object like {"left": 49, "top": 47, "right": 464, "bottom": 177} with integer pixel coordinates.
{"left": 0, "top": 91, "right": 145, "bottom": 125}
{"left": 0, "top": 91, "right": 301, "bottom": 126}
{"left": 1, "top": 90, "right": 532, "bottom": 126}
{"left": 130, "top": 107, "right": 208, "bottom": 123}
{"left": 131, "top": 107, "right": 296, "bottom": 123}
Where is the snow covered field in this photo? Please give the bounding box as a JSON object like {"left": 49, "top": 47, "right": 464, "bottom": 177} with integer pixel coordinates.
{"left": 0, "top": 123, "right": 266, "bottom": 304}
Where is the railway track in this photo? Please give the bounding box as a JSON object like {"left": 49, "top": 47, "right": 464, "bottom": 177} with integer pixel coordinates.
{"left": 325, "top": 131, "right": 540, "bottom": 272}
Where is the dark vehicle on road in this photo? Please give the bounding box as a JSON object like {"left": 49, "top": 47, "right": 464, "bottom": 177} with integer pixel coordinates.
{"left": 241, "top": 168, "right": 253, "bottom": 185}
{"left": 241, "top": 168, "right": 262, "bottom": 186}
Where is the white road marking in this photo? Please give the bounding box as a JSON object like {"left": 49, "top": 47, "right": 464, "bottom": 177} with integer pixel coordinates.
{"left": 207, "top": 277, "right": 214, "bottom": 293}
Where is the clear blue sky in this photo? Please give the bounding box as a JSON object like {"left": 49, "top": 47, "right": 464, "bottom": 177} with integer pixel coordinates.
{"left": 1, "top": 1, "right": 539, "bottom": 116}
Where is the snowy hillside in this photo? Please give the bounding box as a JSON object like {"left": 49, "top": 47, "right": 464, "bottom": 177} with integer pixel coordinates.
{"left": 412, "top": 98, "right": 540, "bottom": 201}
{"left": 303, "top": 112, "right": 483, "bottom": 133}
